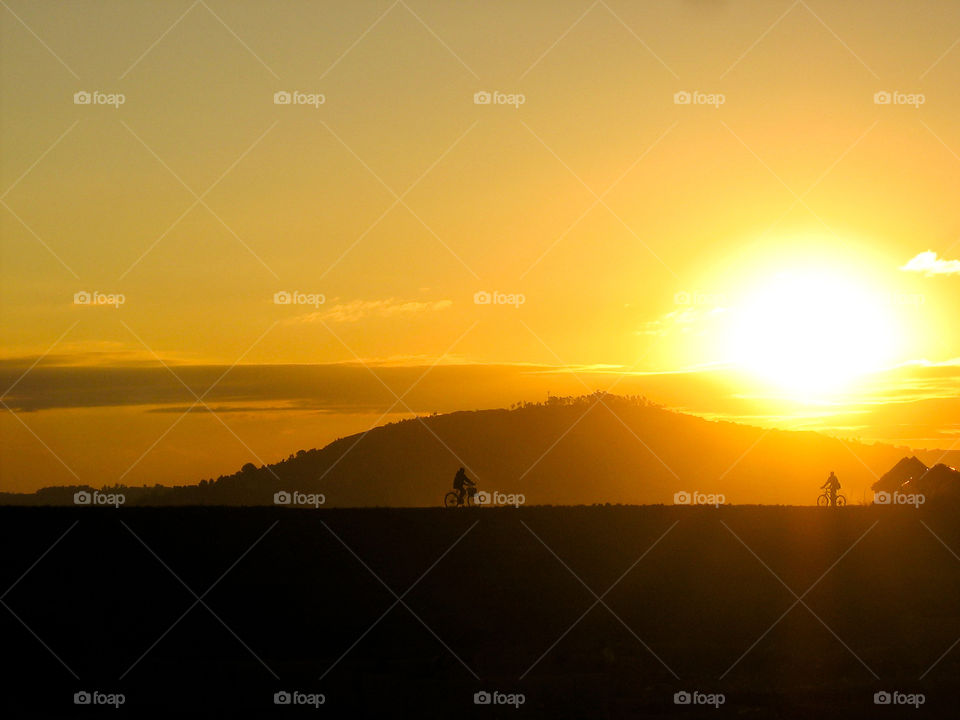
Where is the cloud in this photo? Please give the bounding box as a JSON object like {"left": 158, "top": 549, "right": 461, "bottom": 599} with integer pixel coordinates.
{"left": 288, "top": 298, "right": 453, "bottom": 324}
{"left": 637, "top": 307, "right": 725, "bottom": 336}
{"left": 0, "top": 361, "right": 557, "bottom": 413}
{"left": 900, "top": 251, "right": 960, "bottom": 276}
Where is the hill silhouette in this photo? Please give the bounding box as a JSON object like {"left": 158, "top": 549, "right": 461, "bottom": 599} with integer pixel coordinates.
{"left": 873, "top": 455, "right": 960, "bottom": 499}
{"left": 4, "top": 393, "right": 957, "bottom": 507}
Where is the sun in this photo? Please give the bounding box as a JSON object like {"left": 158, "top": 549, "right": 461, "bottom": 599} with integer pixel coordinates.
{"left": 725, "top": 267, "right": 897, "bottom": 396}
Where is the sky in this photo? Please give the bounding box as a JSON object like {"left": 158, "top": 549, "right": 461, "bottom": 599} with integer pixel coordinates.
{"left": 1, "top": 0, "right": 959, "bottom": 492}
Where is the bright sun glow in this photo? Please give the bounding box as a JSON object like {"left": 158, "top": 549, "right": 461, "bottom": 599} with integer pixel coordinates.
{"left": 727, "top": 268, "right": 897, "bottom": 396}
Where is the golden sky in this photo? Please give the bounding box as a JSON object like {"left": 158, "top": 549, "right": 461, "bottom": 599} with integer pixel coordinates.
{"left": 1, "top": 0, "right": 959, "bottom": 492}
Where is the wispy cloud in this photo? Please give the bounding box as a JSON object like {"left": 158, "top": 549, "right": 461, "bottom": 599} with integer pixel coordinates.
{"left": 901, "top": 251, "right": 960, "bottom": 276}
{"left": 637, "top": 307, "right": 726, "bottom": 336}
{"left": 288, "top": 298, "right": 453, "bottom": 324}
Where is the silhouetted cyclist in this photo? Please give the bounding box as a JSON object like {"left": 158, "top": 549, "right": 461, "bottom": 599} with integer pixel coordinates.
{"left": 453, "top": 467, "right": 475, "bottom": 504}
{"left": 821, "top": 471, "right": 841, "bottom": 506}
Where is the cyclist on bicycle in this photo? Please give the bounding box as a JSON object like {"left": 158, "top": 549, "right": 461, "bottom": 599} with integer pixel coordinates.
{"left": 453, "top": 467, "right": 475, "bottom": 504}
{"left": 821, "top": 471, "right": 841, "bottom": 507}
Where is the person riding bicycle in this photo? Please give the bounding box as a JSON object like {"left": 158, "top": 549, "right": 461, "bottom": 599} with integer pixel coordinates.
{"left": 821, "top": 471, "right": 841, "bottom": 507}
{"left": 453, "top": 467, "right": 475, "bottom": 504}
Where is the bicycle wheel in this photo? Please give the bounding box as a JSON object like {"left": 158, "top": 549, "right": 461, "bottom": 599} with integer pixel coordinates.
{"left": 443, "top": 491, "right": 461, "bottom": 508}
{"left": 835, "top": 495, "right": 847, "bottom": 507}
{"left": 816, "top": 493, "right": 830, "bottom": 507}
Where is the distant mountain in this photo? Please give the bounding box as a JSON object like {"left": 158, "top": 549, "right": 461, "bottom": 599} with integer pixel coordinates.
{"left": 874, "top": 456, "right": 930, "bottom": 491}
{"left": 873, "top": 456, "right": 960, "bottom": 499}
{"left": 4, "top": 393, "right": 956, "bottom": 507}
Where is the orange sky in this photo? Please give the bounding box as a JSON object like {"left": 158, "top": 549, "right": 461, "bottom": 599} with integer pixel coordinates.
{"left": 1, "top": 0, "right": 959, "bottom": 492}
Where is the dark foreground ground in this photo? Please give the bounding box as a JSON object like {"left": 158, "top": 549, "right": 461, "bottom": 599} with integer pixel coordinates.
{"left": 1, "top": 505, "right": 958, "bottom": 718}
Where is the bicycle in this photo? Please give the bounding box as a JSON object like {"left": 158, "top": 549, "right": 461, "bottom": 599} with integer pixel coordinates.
{"left": 817, "top": 492, "right": 846, "bottom": 507}
{"left": 443, "top": 487, "right": 477, "bottom": 508}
